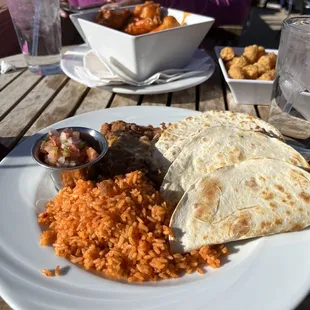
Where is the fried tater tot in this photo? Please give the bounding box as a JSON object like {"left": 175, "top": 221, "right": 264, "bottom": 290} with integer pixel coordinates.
{"left": 228, "top": 66, "right": 245, "bottom": 79}
{"left": 254, "top": 55, "right": 273, "bottom": 75}
{"left": 257, "top": 55, "right": 272, "bottom": 68}
{"left": 267, "top": 52, "right": 277, "bottom": 68}
{"left": 220, "top": 47, "right": 235, "bottom": 62}
{"left": 254, "top": 62, "right": 267, "bottom": 76}
{"left": 243, "top": 44, "right": 259, "bottom": 64}
{"left": 258, "top": 69, "right": 275, "bottom": 81}
{"left": 230, "top": 56, "right": 248, "bottom": 68}
{"left": 242, "top": 64, "right": 259, "bottom": 79}
{"left": 225, "top": 60, "right": 233, "bottom": 70}
{"left": 257, "top": 46, "right": 265, "bottom": 59}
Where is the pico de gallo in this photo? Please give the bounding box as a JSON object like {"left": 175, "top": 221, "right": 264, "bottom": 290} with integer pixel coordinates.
{"left": 40, "top": 129, "right": 99, "bottom": 167}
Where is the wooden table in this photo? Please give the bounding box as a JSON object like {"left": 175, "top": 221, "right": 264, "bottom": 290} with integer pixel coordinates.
{"left": 0, "top": 48, "right": 309, "bottom": 310}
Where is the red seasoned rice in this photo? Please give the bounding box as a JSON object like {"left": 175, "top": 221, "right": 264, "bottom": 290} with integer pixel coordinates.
{"left": 38, "top": 171, "right": 228, "bottom": 282}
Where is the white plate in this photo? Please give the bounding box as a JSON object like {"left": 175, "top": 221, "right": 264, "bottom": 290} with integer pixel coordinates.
{"left": 1, "top": 106, "right": 310, "bottom": 310}
{"left": 60, "top": 44, "right": 215, "bottom": 95}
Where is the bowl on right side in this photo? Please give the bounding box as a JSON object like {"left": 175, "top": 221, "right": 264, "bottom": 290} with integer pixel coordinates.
{"left": 215, "top": 46, "right": 276, "bottom": 105}
{"left": 215, "top": 46, "right": 309, "bottom": 108}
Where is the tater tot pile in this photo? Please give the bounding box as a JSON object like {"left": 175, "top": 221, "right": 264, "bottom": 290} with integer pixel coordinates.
{"left": 220, "top": 45, "right": 277, "bottom": 81}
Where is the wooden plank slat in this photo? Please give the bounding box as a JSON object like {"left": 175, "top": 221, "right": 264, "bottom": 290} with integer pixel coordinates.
{"left": 26, "top": 79, "right": 88, "bottom": 135}
{"left": 257, "top": 105, "right": 270, "bottom": 121}
{"left": 170, "top": 88, "right": 196, "bottom": 110}
{"left": 0, "top": 69, "right": 25, "bottom": 91}
{"left": 75, "top": 88, "right": 113, "bottom": 115}
{"left": 141, "top": 93, "right": 168, "bottom": 106}
{"left": 0, "top": 74, "right": 68, "bottom": 148}
{"left": 110, "top": 94, "right": 141, "bottom": 107}
{"left": 1, "top": 53, "right": 27, "bottom": 68}
{"left": 226, "top": 91, "right": 257, "bottom": 116}
{"left": 0, "top": 298, "right": 11, "bottom": 310}
{"left": 199, "top": 68, "right": 226, "bottom": 112}
{"left": 0, "top": 70, "right": 42, "bottom": 119}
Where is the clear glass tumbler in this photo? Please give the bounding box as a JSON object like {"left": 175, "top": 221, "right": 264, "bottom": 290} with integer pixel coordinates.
{"left": 7, "top": 0, "right": 62, "bottom": 75}
{"left": 268, "top": 17, "right": 310, "bottom": 156}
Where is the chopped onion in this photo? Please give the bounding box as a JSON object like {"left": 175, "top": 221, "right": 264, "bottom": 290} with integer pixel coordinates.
{"left": 60, "top": 132, "right": 67, "bottom": 142}
{"left": 39, "top": 128, "right": 97, "bottom": 167}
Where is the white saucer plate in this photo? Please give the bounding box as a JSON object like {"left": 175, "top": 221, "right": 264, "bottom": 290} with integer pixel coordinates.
{"left": 60, "top": 44, "right": 215, "bottom": 95}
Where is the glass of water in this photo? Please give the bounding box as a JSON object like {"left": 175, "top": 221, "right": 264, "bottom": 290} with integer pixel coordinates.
{"left": 7, "top": 0, "right": 62, "bottom": 75}
{"left": 268, "top": 17, "right": 310, "bottom": 155}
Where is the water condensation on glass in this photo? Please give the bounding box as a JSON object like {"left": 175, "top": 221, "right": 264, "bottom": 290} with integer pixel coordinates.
{"left": 269, "top": 17, "right": 310, "bottom": 148}
{"left": 7, "top": 0, "right": 62, "bottom": 75}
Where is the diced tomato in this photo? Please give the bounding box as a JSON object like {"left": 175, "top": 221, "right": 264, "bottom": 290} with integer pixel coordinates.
{"left": 40, "top": 128, "right": 97, "bottom": 167}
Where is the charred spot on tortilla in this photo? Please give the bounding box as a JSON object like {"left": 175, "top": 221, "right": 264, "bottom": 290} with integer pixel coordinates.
{"left": 228, "top": 147, "right": 243, "bottom": 161}
{"left": 270, "top": 202, "right": 277, "bottom": 211}
{"left": 261, "top": 190, "right": 275, "bottom": 200}
{"left": 291, "top": 224, "right": 303, "bottom": 231}
{"left": 299, "top": 192, "right": 310, "bottom": 203}
{"left": 245, "top": 177, "right": 259, "bottom": 189}
{"left": 260, "top": 221, "right": 271, "bottom": 230}
{"left": 230, "top": 213, "right": 251, "bottom": 238}
{"left": 286, "top": 193, "right": 292, "bottom": 200}
{"left": 193, "top": 179, "right": 221, "bottom": 223}
{"left": 258, "top": 176, "right": 266, "bottom": 182}
{"left": 274, "top": 184, "right": 285, "bottom": 192}
{"left": 275, "top": 218, "right": 283, "bottom": 225}
{"left": 216, "top": 153, "right": 224, "bottom": 159}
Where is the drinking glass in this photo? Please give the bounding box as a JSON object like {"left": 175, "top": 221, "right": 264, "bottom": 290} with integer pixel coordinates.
{"left": 7, "top": 0, "right": 62, "bottom": 75}
{"left": 268, "top": 17, "right": 310, "bottom": 155}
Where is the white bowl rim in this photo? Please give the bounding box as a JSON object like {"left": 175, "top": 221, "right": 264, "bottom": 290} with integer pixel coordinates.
{"left": 71, "top": 6, "right": 215, "bottom": 39}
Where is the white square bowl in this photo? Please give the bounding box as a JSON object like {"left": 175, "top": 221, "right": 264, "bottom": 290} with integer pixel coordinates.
{"left": 215, "top": 46, "right": 277, "bottom": 105}
{"left": 215, "top": 46, "right": 310, "bottom": 110}
{"left": 70, "top": 8, "right": 214, "bottom": 81}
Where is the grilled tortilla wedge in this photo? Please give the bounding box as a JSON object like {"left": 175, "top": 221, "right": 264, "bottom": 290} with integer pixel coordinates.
{"left": 153, "top": 111, "right": 283, "bottom": 173}
{"left": 170, "top": 158, "right": 310, "bottom": 253}
{"left": 161, "top": 126, "right": 309, "bottom": 205}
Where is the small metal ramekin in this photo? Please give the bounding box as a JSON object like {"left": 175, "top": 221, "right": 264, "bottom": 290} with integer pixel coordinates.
{"left": 31, "top": 127, "right": 109, "bottom": 191}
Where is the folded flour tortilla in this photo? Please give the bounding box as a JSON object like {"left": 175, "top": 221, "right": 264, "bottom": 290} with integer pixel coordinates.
{"left": 169, "top": 159, "right": 310, "bottom": 253}
{"left": 161, "top": 127, "right": 309, "bottom": 205}
{"left": 153, "top": 111, "right": 283, "bottom": 173}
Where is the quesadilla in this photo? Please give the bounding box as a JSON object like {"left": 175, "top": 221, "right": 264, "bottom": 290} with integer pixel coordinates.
{"left": 153, "top": 111, "right": 283, "bottom": 173}
{"left": 169, "top": 158, "right": 310, "bottom": 253}
{"left": 161, "top": 127, "right": 309, "bottom": 205}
